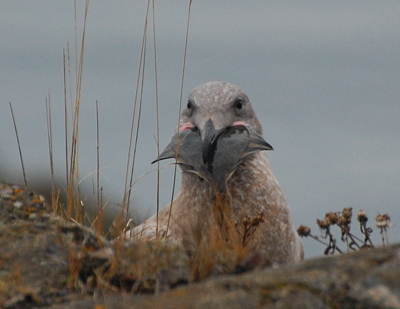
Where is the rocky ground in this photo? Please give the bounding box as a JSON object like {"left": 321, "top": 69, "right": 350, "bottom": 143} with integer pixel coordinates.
{"left": 1, "top": 181, "right": 399, "bottom": 309}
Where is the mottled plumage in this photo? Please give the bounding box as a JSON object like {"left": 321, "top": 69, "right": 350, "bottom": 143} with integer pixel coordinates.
{"left": 128, "top": 81, "right": 303, "bottom": 265}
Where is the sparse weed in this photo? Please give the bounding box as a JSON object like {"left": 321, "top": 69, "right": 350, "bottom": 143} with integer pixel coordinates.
{"left": 298, "top": 208, "right": 391, "bottom": 255}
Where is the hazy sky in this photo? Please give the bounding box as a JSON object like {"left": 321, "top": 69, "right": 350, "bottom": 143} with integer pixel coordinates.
{"left": 1, "top": 1, "right": 399, "bottom": 257}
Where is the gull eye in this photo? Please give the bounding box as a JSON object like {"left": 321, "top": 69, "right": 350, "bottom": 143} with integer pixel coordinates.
{"left": 187, "top": 100, "right": 194, "bottom": 110}
{"left": 234, "top": 97, "right": 243, "bottom": 110}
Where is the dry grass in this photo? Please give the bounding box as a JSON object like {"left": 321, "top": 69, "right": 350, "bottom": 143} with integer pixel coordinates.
{"left": 183, "top": 192, "right": 252, "bottom": 281}
{"left": 90, "top": 193, "right": 263, "bottom": 294}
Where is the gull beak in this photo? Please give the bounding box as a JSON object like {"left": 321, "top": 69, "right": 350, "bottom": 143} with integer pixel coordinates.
{"left": 201, "top": 119, "right": 217, "bottom": 165}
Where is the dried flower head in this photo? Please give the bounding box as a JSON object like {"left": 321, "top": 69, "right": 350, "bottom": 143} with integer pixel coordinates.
{"left": 341, "top": 207, "right": 352, "bottom": 222}
{"left": 325, "top": 212, "right": 339, "bottom": 225}
{"left": 297, "top": 225, "right": 311, "bottom": 237}
{"left": 375, "top": 214, "right": 391, "bottom": 228}
{"left": 357, "top": 210, "right": 368, "bottom": 223}
{"left": 317, "top": 218, "right": 331, "bottom": 230}
{"left": 241, "top": 215, "right": 250, "bottom": 225}
{"left": 337, "top": 216, "right": 347, "bottom": 226}
{"left": 241, "top": 213, "right": 264, "bottom": 228}
{"left": 251, "top": 213, "right": 265, "bottom": 227}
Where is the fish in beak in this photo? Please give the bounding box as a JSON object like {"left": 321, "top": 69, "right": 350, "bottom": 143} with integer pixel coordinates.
{"left": 153, "top": 121, "right": 273, "bottom": 192}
